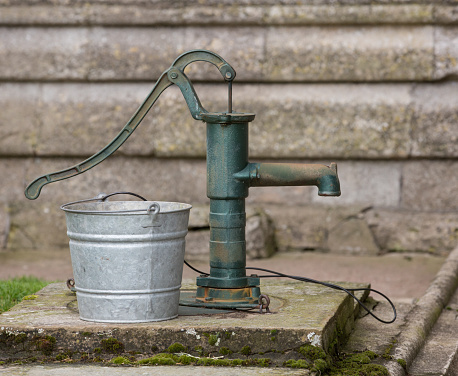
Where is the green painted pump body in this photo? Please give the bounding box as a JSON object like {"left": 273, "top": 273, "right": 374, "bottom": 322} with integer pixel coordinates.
{"left": 24, "top": 50, "right": 341, "bottom": 309}
{"left": 201, "top": 114, "right": 259, "bottom": 290}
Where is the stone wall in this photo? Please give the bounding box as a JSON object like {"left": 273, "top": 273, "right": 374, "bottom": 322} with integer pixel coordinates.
{"left": 0, "top": 0, "right": 457, "bottom": 256}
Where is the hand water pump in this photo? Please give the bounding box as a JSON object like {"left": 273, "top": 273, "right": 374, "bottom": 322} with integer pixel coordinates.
{"left": 25, "top": 50, "right": 340, "bottom": 310}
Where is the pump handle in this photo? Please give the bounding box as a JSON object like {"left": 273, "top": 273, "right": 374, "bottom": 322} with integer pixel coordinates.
{"left": 25, "top": 50, "right": 235, "bottom": 200}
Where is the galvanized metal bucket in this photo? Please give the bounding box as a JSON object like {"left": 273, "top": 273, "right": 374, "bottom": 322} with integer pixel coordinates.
{"left": 61, "top": 193, "right": 192, "bottom": 323}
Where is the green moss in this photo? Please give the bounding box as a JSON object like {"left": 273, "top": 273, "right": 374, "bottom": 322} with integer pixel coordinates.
{"left": 93, "top": 347, "right": 102, "bottom": 354}
{"left": 397, "top": 358, "right": 407, "bottom": 369}
{"left": 81, "top": 332, "right": 92, "bottom": 337}
{"left": 110, "top": 356, "right": 131, "bottom": 365}
{"left": 298, "top": 344, "right": 327, "bottom": 361}
{"left": 219, "top": 347, "right": 232, "bottom": 356}
{"left": 329, "top": 351, "right": 387, "bottom": 376}
{"left": 208, "top": 334, "right": 218, "bottom": 346}
{"left": 177, "top": 355, "right": 195, "bottom": 365}
{"left": 101, "top": 338, "right": 124, "bottom": 354}
{"left": 197, "top": 358, "right": 234, "bottom": 366}
{"left": 240, "top": 345, "right": 251, "bottom": 356}
{"left": 382, "top": 339, "right": 396, "bottom": 360}
{"left": 255, "top": 358, "right": 271, "bottom": 367}
{"left": 312, "top": 358, "right": 330, "bottom": 372}
{"left": 284, "top": 359, "right": 310, "bottom": 368}
{"left": 167, "top": 342, "right": 186, "bottom": 353}
{"left": 22, "top": 295, "right": 38, "bottom": 300}
{"left": 55, "top": 351, "right": 72, "bottom": 361}
{"left": 35, "top": 335, "right": 56, "bottom": 356}
{"left": 270, "top": 329, "right": 278, "bottom": 335}
{"left": 330, "top": 363, "right": 389, "bottom": 375}
{"left": 138, "top": 353, "right": 177, "bottom": 366}
{"left": 80, "top": 353, "right": 89, "bottom": 361}
{"left": 13, "top": 333, "right": 27, "bottom": 344}
{"left": 224, "top": 331, "right": 232, "bottom": 339}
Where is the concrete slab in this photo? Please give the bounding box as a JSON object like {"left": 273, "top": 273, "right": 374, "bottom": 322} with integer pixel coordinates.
{"left": 0, "top": 364, "right": 309, "bottom": 376}
{"left": 408, "top": 288, "right": 458, "bottom": 376}
{"left": 0, "top": 280, "right": 368, "bottom": 366}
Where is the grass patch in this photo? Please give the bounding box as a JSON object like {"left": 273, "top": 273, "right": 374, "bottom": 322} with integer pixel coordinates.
{"left": 0, "top": 277, "right": 50, "bottom": 313}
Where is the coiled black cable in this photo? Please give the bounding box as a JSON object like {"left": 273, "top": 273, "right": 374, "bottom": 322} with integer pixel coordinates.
{"left": 184, "top": 260, "right": 396, "bottom": 324}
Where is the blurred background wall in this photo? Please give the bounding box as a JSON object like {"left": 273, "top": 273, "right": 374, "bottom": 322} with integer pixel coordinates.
{"left": 0, "top": 0, "right": 457, "bottom": 258}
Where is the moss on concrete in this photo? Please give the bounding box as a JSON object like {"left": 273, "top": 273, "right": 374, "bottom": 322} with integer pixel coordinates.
{"left": 397, "top": 358, "right": 407, "bottom": 369}
{"left": 167, "top": 342, "right": 186, "bottom": 353}
{"left": 34, "top": 335, "right": 56, "bottom": 356}
{"left": 110, "top": 356, "right": 131, "bottom": 365}
{"left": 208, "top": 334, "right": 218, "bottom": 346}
{"left": 328, "top": 351, "right": 388, "bottom": 376}
{"left": 101, "top": 338, "right": 124, "bottom": 354}
{"left": 219, "top": 346, "right": 232, "bottom": 355}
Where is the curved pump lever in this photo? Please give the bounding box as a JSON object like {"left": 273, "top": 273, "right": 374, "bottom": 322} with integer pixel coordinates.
{"left": 25, "top": 50, "right": 236, "bottom": 200}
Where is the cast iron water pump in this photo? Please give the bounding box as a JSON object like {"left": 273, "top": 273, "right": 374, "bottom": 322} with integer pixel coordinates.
{"left": 25, "top": 50, "right": 340, "bottom": 310}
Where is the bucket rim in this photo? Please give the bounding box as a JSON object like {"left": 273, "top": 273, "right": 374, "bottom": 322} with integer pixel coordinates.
{"left": 61, "top": 200, "right": 192, "bottom": 215}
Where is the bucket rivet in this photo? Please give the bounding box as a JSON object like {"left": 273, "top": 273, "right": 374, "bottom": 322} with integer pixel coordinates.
{"left": 170, "top": 72, "right": 178, "bottom": 79}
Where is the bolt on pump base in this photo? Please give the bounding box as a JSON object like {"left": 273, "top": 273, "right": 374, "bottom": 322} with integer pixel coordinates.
{"left": 24, "top": 50, "right": 340, "bottom": 310}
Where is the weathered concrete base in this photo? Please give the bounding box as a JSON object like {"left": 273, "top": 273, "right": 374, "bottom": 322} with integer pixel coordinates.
{"left": 0, "top": 280, "right": 368, "bottom": 366}
{"left": 382, "top": 245, "right": 458, "bottom": 376}
{"left": 409, "top": 288, "right": 458, "bottom": 375}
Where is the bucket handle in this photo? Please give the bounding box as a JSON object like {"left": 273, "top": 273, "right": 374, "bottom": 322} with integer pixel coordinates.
{"left": 142, "top": 202, "right": 161, "bottom": 228}
{"left": 61, "top": 191, "right": 149, "bottom": 209}
{"left": 100, "top": 191, "right": 148, "bottom": 202}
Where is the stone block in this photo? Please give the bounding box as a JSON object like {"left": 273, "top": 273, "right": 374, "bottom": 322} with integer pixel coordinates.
{"left": 0, "top": 84, "right": 40, "bottom": 156}
{"left": 266, "top": 204, "right": 369, "bottom": 252}
{"left": 4, "top": 83, "right": 420, "bottom": 159}
{"left": 401, "top": 161, "right": 458, "bottom": 211}
{"left": 188, "top": 205, "right": 210, "bottom": 229}
{"left": 246, "top": 207, "right": 276, "bottom": 259}
{"left": 0, "top": 25, "right": 438, "bottom": 82}
{"left": 0, "top": 204, "right": 9, "bottom": 250}
{"left": 0, "top": 27, "right": 91, "bottom": 81}
{"left": 435, "top": 5, "right": 458, "bottom": 24}
{"left": 0, "top": 3, "right": 437, "bottom": 26}
{"left": 366, "top": 209, "right": 458, "bottom": 255}
{"left": 411, "top": 83, "right": 458, "bottom": 158}
{"left": 184, "top": 229, "right": 210, "bottom": 262}
{"left": 327, "top": 218, "right": 379, "bottom": 256}
{"left": 245, "top": 84, "right": 413, "bottom": 159}
{"left": 35, "top": 83, "right": 159, "bottom": 157}
{"left": 264, "top": 26, "right": 434, "bottom": 81}
{"left": 0, "top": 280, "right": 368, "bottom": 361}
{"left": 434, "top": 27, "right": 458, "bottom": 80}
{"left": 0, "top": 158, "right": 29, "bottom": 203}
{"left": 6, "top": 201, "right": 68, "bottom": 249}
{"left": 312, "top": 161, "right": 402, "bottom": 208}
{"left": 0, "top": 27, "right": 264, "bottom": 82}
{"left": 21, "top": 157, "right": 208, "bottom": 206}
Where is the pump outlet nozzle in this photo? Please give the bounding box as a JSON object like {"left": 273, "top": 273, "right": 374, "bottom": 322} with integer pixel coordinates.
{"left": 234, "top": 162, "right": 341, "bottom": 197}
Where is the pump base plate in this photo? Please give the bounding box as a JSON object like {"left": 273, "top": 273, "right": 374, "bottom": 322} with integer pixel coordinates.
{"left": 179, "top": 288, "right": 262, "bottom": 310}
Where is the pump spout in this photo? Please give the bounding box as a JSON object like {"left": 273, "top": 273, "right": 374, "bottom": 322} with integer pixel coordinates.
{"left": 234, "top": 162, "right": 341, "bottom": 197}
